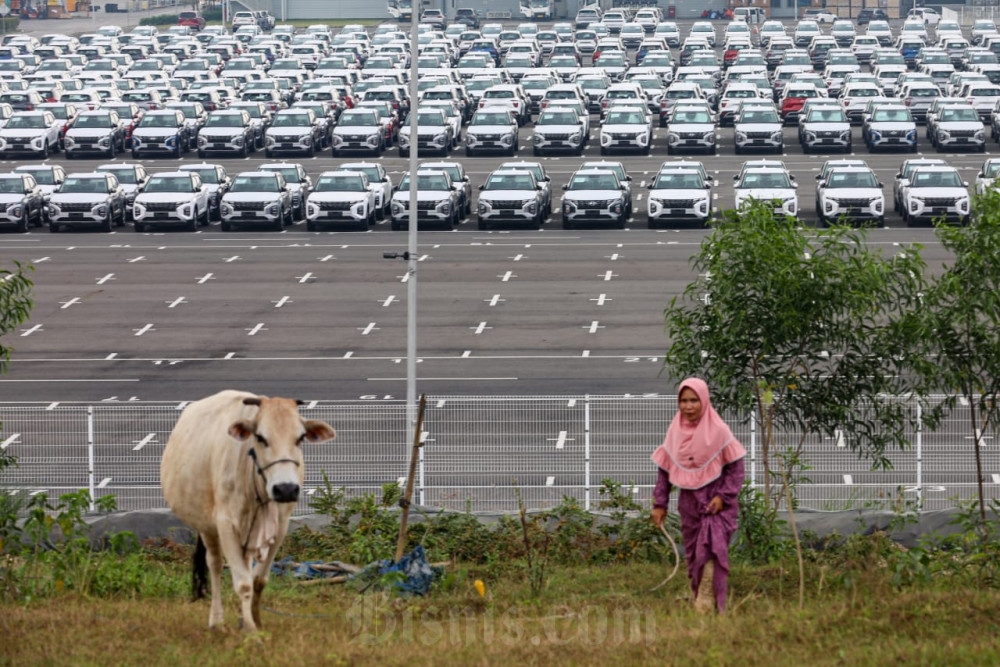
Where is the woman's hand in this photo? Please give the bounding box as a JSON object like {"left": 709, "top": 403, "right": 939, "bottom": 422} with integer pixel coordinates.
{"left": 705, "top": 496, "right": 723, "bottom": 515}
{"left": 651, "top": 507, "right": 667, "bottom": 527}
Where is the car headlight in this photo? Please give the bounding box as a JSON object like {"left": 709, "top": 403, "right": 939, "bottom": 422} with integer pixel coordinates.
{"left": 367, "top": 133, "right": 380, "bottom": 146}
{"left": 299, "top": 134, "right": 311, "bottom": 145}
{"left": 702, "top": 131, "right": 714, "bottom": 142}
{"left": 524, "top": 199, "right": 537, "bottom": 214}
{"left": 609, "top": 199, "right": 623, "bottom": 214}
{"left": 30, "top": 137, "right": 44, "bottom": 149}
{"left": 399, "top": 133, "right": 410, "bottom": 147}
{"left": 233, "top": 135, "right": 244, "bottom": 145}
{"left": 562, "top": 199, "right": 576, "bottom": 214}
{"left": 197, "top": 135, "right": 208, "bottom": 146}
{"left": 938, "top": 130, "right": 950, "bottom": 140}
{"left": 958, "top": 197, "right": 970, "bottom": 213}
{"left": 636, "top": 132, "right": 647, "bottom": 144}
{"left": 501, "top": 132, "right": 514, "bottom": 146}
{"left": 771, "top": 131, "right": 783, "bottom": 142}
{"left": 8, "top": 204, "right": 21, "bottom": 217}
{"left": 478, "top": 201, "right": 489, "bottom": 214}
{"left": 47, "top": 203, "right": 60, "bottom": 215}
{"left": 840, "top": 129, "right": 851, "bottom": 140}
{"left": 872, "top": 198, "right": 884, "bottom": 214}
{"left": 165, "top": 135, "right": 178, "bottom": 147}
{"left": 133, "top": 202, "right": 146, "bottom": 217}
{"left": 433, "top": 132, "right": 448, "bottom": 145}
{"left": 465, "top": 133, "right": 477, "bottom": 145}
{"left": 93, "top": 204, "right": 108, "bottom": 216}
{"left": 909, "top": 198, "right": 921, "bottom": 213}
{"left": 735, "top": 131, "right": 747, "bottom": 142}
{"left": 805, "top": 131, "right": 817, "bottom": 141}
{"left": 975, "top": 129, "right": 986, "bottom": 141}
{"left": 533, "top": 133, "right": 544, "bottom": 144}
{"left": 391, "top": 200, "right": 405, "bottom": 215}
{"left": 332, "top": 134, "right": 344, "bottom": 145}
{"left": 666, "top": 132, "right": 679, "bottom": 144}
{"left": 97, "top": 135, "right": 111, "bottom": 147}
{"left": 179, "top": 203, "right": 194, "bottom": 219}
{"left": 264, "top": 202, "right": 280, "bottom": 216}
{"left": 221, "top": 202, "right": 233, "bottom": 215}
{"left": 438, "top": 200, "right": 451, "bottom": 214}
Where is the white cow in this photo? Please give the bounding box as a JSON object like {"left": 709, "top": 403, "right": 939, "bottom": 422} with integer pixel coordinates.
{"left": 161, "top": 390, "right": 336, "bottom": 631}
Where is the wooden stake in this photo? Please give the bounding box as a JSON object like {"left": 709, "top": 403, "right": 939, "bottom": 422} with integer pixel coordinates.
{"left": 394, "top": 393, "right": 427, "bottom": 564}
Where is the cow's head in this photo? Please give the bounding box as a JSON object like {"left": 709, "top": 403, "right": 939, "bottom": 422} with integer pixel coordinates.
{"left": 228, "top": 396, "right": 336, "bottom": 503}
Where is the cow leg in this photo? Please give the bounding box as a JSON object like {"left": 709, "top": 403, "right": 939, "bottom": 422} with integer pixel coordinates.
{"left": 215, "top": 521, "right": 258, "bottom": 633}
{"left": 202, "top": 531, "right": 226, "bottom": 628}
{"left": 250, "top": 522, "right": 287, "bottom": 629}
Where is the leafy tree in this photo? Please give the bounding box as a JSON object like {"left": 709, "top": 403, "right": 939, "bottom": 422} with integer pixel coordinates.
{"left": 662, "top": 202, "right": 927, "bottom": 507}
{"left": 0, "top": 260, "right": 33, "bottom": 375}
{"left": 913, "top": 189, "right": 1000, "bottom": 525}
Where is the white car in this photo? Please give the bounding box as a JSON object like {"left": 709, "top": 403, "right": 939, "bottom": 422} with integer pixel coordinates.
{"left": 0, "top": 172, "right": 46, "bottom": 232}
{"left": 465, "top": 107, "right": 519, "bottom": 156}
{"left": 397, "top": 108, "right": 455, "bottom": 158}
{"left": 560, "top": 168, "right": 627, "bottom": 229}
{"left": 305, "top": 170, "right": 376, "bottom": 231}
{"left": 389, "top": 169, "right": 459, "bottom": 231}
{"left": 734, "top": 105, "right": 783, "bottom": 154}
{"left": 600, "top": 107, "right": 653, "bottom": 155}
{"left": 132, "top": 171, "right": 211, "bottom": 232}
{"left": 734, "top": 165, "right": 798, "bottom": 217}
{"left": 331, "top": 108, "right": 384, "bottom": 157}
{"left": 816, "top": 166, "right": 885, "bottom": 226}
{"left": 975, "top": 157, "right": 1000, "bottom": 195}
{"left": 0, "top": 111, "right": 62, "bottom": 158}
{"left": 904, "top": 166, "right": 970, "bottom": 225}
{"left": 13, "top": 164, "right": 66, "bottom": 201}
{"left": 646, "top": 167, "right": 712, "bottom": 228}
{"left": 908, "top": 7, "right": 940, "bottom": 26}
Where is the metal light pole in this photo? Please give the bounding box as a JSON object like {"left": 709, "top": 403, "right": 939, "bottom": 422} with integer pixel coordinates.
{"left": 405, "top": 9, "right": 420, "bottom": 471}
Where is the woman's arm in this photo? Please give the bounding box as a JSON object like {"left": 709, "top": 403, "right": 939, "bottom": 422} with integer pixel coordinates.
{"left": 718, "top": 458, "right": 746, "bottom": 507}
{"left": 653, "top": 466, "right": 672, "bottom": 510}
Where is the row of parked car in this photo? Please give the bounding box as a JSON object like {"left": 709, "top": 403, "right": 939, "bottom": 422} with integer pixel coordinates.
{"left": 3, "top": 154, "right": 996, "bottom": 234}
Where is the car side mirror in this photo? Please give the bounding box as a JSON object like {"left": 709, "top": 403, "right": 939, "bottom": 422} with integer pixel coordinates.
{"left": 815, "top": 174, "right": 822, "bottom": 180}
{"left": 964, "top": 181, "right": 970, "bottom": 187}
{"left": 732, "top": 174, "right": 739, "bottom": 181}
{"left": 562, "top": 184, "right": 569, "bottom": 191}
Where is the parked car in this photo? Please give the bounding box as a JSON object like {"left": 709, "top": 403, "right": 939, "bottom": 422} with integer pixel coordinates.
{"left": 560, "top": 168, "right": 627, "bottom": 229}
{"left": 132, "top": 170, "right": 211, "bottom": 232}
{"left": 815, "top": 165, "right": 885, "bottom": 226}
{"left": 903, "top": 165, "right": 969, "bottom": 225}
{"left": 47, "top": 171, "right": 127, "bottom": 233}
{"left": 476, "top": 168, "right": 546, "bottom": 230}
{"left": 197, "top": 109, "right": 256, "bottom": 157}
{"left": 177, "top": 162, "right": 231, "bottom": 221}
{"left": 645, "top": 167, "right": 712, "bottom": 229}
{"left": 305, "top": 170, "right": 376, "bottom": 231}
{"left": 0, "top": 111, "right": 62, "bottom": 158}
{"left": 220, "top": 171, "right": 295, "bottom": 232}
{"left": 389, "top": 169, "right": 460, "bottom": 231}
{"left": 0, "top": 172, "right": 46, "bottom": 232}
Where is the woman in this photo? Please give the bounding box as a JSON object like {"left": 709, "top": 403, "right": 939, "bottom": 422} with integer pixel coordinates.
{"left": 651, "top": 378, "right": 746, "bottom": 613}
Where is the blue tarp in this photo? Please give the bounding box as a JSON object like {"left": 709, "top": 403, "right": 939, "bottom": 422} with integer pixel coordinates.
{"left": 271, "top": 547, "right": 442, "bottom": 596}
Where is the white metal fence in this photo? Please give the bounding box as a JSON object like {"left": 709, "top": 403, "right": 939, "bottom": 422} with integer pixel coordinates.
{"left": 0, "top": 396, "right": 997, "bottom": 514}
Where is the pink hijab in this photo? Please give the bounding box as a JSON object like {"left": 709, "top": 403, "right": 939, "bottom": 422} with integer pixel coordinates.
{"left": 651, "top": 378, "right": 746, "bottom": 490}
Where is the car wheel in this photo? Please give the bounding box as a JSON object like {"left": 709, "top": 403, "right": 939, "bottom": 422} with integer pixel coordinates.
{"left": 562, "top": 216, "right": 573, "bottom": 229}
{"left": 174, "top": 144, "right": 182, "bottom": 159}
{"left": 391, "top": 221, "right": 403, "bottom": 231}
{"left": 399, "top": 149, "right": 408, "bottom": 158}
{"left": 200, "top": 206, "right": 210, "bottom": 227}
{"left": 15, "top": 213, "right": 27, "bottom": 233}
{"left": 531, "top": 213, "right": 541, "bottom": 230}
{"left": 221, "top": 218, "right": 232, "bottom": 232}
{"left": 116, "top": 207, "right": 125, "bottom": 227}
{"left": 100, "top": 212, "right": 113, "bottom": 233}
{"left": 198, "top": 149, "right": 206, "bottom": 158}
{"left": 307, "top": 142, "right": 316, "bottom": 158}
{"left": 107, "top": 142, "right": 115, "bottom": 159}
{"left": 239, "top": 143, "right": 248, "bottom": 158}
{"left": 186, "top": 210, "right": 198, "bottom": 232}
{"left": 40, "top": 141, "right": 49, "bottom": 159}
{"left": 134, "top": 222, "right": 145, "bottom": 232}
{"left": 265, "top": 149, "right": 273, "bottom": 158}
{"left": 734, "top": 145, "right": 742, "bottom": 155}
{"left": 49, "top": 223, "right": 59, "bottom": 233}
{"left": 306, "top": 220, "right": 317, "bottom": 231}
{"left": 477, "top": 217, "right": 488, "bottom": 230}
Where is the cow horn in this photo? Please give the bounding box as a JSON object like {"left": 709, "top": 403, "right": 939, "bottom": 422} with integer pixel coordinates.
{"left": 295, "top": 399, "right": 305, "bottom": 406}
{"left": 243, "top": 397, "right": 262, "bottom": 406}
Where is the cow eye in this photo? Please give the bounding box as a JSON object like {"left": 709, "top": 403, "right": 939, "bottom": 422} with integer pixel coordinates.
{"left": 296, "top": 433, "right": 306, "bottom": 446}
{"left": 256, "top": 433, "right": 269, "bottom": 447}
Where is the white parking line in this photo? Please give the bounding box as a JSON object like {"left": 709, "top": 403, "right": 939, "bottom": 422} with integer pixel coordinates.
{"left": 591, "top": 294, "right": 610, "bottom": 305}
{"left": 131, "top": 433, "right": 157, "bottom": 452}
{"left": 381, "top": 295, "right": 397, "bottom": 307}
{"left": 318, "top": 254, "right": 335, "bottom": 262}
{"left": 246, "top": 323, "right": 267, "bottom": 336}
{"left": 273, "top": 296, "right": 292, "bottom": 308}
{"left": 486, "top": 294, "right": 504, "bottom": 306}
{"left": 60, "top": 298, "right": 81, "bottom": 309}
{"left": 133, "top": 324, "right": 155, "bottom": 336}
{"left": 499, "top": 270, "right": 516, "bottom": 281}
{"left": 584, "top": 321, "right": 603, "bottom": 333}
{"left": 224, "top": 255, "right": 241, "bottom": 263}
{"left": 166, "top": 297, "right": 187, "bottom": 308}
{"left": 20, "top": 325, "right": 42, "bottom": 337}
{"left": 127, "top": 256, "right": 145, "bottom": 263}
{"left": 471, "top": 321, "right": 491, "bottom": 334}
{"left": 601, "top": 270, "right": 617, "bottom": 281}
{"left": 31, "top": 257, "right": 49, "bottom": 263}
{"left": 0, "top": 433, "right": 20, "bottom": 450}
{"left": 97, "top": 478, "right": 112, "bottom": 489}
{"left": 359, "top": 322, "right": 379, "bottom": 335}
{"left": 96, "top": 273, "right": 115, "bottom": 285}
{"left": 196, "top": 272, "right": 214, "bottom": 284}
{"left": 296, "top": 272, "right": 315, "bottom": 283}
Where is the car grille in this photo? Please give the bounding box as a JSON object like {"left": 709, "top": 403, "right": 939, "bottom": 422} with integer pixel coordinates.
{"left": 58, "top": 202, "right": 94, "bottom": 212}
{"left": 948, "top": 130, "right": 977, "bottom": 138}
{"left": 540, "top": 133, "right": 572, "bottom": 140}
{"left": 416, "top": 200, "right": 440, "bottom": 210}
{"left": 922, "top": 197, "right": 959, "bottom": 206}
{"left": 275, "top": 135, "right": 301, "bottom": 142}
{"left": 231, "top": 201, "right": 270, "bottom": 211}
{"left": 746, "top": 131, "right": 774, "bottom": 139}
{"left": 660, "top": 199, "right": 698, "bottom": 207}
{"left": 5, "top": 139, "right": 31, "bottom": 147}
{"left": 818, "top": 130, "right": 841, "bottom": 137}
{"left": 143, "top": 201, "right": 178, "bottom": 211}
{"left": 833, "top": 198, "right": 873, "bottom": 207}
{"left": 680, "top": 132, "right": 703, "bottom": 139}
{"left": 609, "top": 132, "right": 636, "bottom": 139}
{"left": 344, "top": 134, "right": 370, "bottom": 141}
{"left": 486, "top": 199, "right": 525, "bottom": 209}
{"left": 476, "top": 133, "right": 502, "bottom": 140}
{"left": 883, "top": 129, "right": 907, "bottom": 137}
{"left": 318, "top": 200, "right": 353, "bottom": 211}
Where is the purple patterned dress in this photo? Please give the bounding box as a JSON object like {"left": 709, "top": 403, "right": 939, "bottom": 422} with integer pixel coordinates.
{"left": 653, "top": 458, "right": 745, "bottom": 611}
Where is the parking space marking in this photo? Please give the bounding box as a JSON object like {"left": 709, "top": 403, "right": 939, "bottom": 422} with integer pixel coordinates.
{"left": 97, "top": 478, "right": 112, "bottom": 489}
{"left": 273, "top": 296, "right": 292, "bottom": 308}
{"left": 224, "top": 255, "right": 242, "bottom": 263}
{"left": 20, "top": 325, "right": 42, "bottom": 337}
{"left": 359, "top": 322, "right": 379, "bottom": 335}
{"left": 60, "top": 298, "right": 81, "bottom": 309}
{"left": 96, "top": 273, "right": 115, "bottom": 285}
{"left": 196, "top": 272, "right": 215, "bottom": 284}
{"left": 46, "top": 403, "right": 59, "bottom": 410}
{"left": 462, "top": 350, "right": 471, "bottom": 358}
{"left": 0, "top": 434, "right": 20, "bottom": 450}
{"left": 471, "top": 321, "right": 491, "bottom": 334}
{"left": 601, "top": 270, "right": 617, "bottom": 281}
{"left": 166, "top": 297, "right": 187, "bottom": 308}
{"left": 843, "top": 475, "right": 853, "bottom": 485}
{"left": 509, "top": 254, "right": 525, "bottom": 261}
{"left": 224, "top": 353, "right": 236, "bottom": 359}
{"left": 381, "top": 295, "right": 397, "bottom": 307}
{"left": 127, "top": 256, "right": 145, "bottom": 263}
{"left": 584, "top": 321, "right": 604, "bottom": 334}
{"left": 486, "top": 294, "right": 504, "bottom": 307}
{"left": 246, "top": 323, "right": 267, "bottom": 336}
{"left": 131, "top": 433, "right": 157, "bottom": 452}
{"left": 133, "top": 324, "right": 155, "bottom": 337}
{"left": 318, "top": 254, "right": 335, "bottom": 262}
{"left": 296, "top": 272, "right": 315, "bottom": 283}
{"left": 343, "top": 351, "right": 353, "bottom": 358}
{"left": 31, "top": 257, "right": 49, "bottom": 263}
{"left": 591, "top": 294, "right": 610, "bottom": 306}
{"left": 105, "top": 353, "right": 117, "bottom": 360}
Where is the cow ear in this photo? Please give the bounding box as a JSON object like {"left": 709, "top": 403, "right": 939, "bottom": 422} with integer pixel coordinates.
{"left": 295, "top": 399, "right": 306, "bottom": 406}
{"left": 228, "top": 420, "right": 255, "bottom": 442}
{"left": 302, "top": 420, "right": 336, "bottom": 443}
{"left": 243, "top": 397, "right": 262, "bottom": 406}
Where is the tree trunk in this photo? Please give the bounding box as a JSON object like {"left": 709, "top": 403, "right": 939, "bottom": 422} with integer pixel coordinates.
{"left": 968, "top": 389, "right": 987, "bottom": 526}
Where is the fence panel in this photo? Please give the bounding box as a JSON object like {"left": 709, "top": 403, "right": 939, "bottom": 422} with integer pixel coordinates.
{"left": 0, "top": 397, "right": 997, "bottom": 514}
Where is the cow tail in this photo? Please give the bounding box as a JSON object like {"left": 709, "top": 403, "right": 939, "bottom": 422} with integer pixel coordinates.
{"left": 192, "top": 535, "right": 209, "bottom": 601}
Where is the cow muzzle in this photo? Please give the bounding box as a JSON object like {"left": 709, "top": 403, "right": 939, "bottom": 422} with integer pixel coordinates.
{"left": 271, "top": 482, "right": 300, "bottom": 503}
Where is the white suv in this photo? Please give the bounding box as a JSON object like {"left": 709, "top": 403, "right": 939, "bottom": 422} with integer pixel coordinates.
{"left": 734, "top": 163, "right": 798, "bottom": 218}
{"left": 646, "top": 168, "right": 712, "bottom": 228}
{"left": 903, "top": 166, "right": 970, "bottom": 225}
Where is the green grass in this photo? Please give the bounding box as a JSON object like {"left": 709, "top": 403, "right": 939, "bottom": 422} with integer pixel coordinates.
{"left": 3, "top": 554, "right": 1000, "bottom": 664}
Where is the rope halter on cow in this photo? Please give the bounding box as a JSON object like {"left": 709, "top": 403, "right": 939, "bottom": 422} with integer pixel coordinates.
{"left": 242, "top": 444, "right": 300, "bottom": 560}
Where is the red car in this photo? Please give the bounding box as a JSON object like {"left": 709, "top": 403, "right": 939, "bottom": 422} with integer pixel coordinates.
{"left": 178, "top": 11, "right": 206, "bottom": 31}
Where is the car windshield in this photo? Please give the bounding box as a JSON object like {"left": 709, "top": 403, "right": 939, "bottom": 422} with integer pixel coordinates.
{"left": 606, "top": 111, "right": 646, "bottom": 124}
{"left": 339, "top": 166, "right": 380, "bottom": 182}
{"left": 339, "top": 111, "right": 377, "bottom": 125}
{"left": 6, "top": 116, "right": 48, "bottom": 129}
{"left": 873, "top": 109, "right": 911, "bottom": 122}
{"left": 99, "top": 168, "right": 138, "bottom": 184}
{"left": 666, "top": 88, "right": 694, "bottom": 99}
{"left": 261, "top": 167, "right": 298, "bottom": 183}
{"left": 912, "top": 170, "right": 963, "bottom": 188}
{"left": 416, "top": 113, "right": 445, "bottom": 126}
{"left": 472, "top": 112, "right": 510, "bottom": 125}
{"left": 985, "top": 163, "right": 1000, "bottom": 178}
{"left": 485, "top": 173, "right": 534, "bottom": 190}
{"left": 741, "top": 171, "right": 791, "bottom": 188}
{"left": 828, "top": 171, "right": 878, "bottom": 188}
{"left": 807, "top": 109, "right": 847, "bottom": 122}
{"left": 538, "top": 111, "right": 578, "bottom": 125}
{"left": 186, "top": 168, "right": 219, "bottom": 184}
{"left": 145, "top": 176, "right": 194, "bottom": 193}
{"left": 272, "top": 113, "right": 310, "bottom": 127}
{"left": 22, "top": 169, "right": 54, "bottom": 185}
{"left": 909, "top": 88, "right": 939, "bottom": 97}
{"left": 60, "top": 177, "right": 107, "bottom": 193}
{"left": 0, "top": 178, "right": 24, "bottom": 193}
{"left": 139, "top": 115, "right": 177, "bottom": 128}
{"left": 673, "top": 110, "right": 711, "bottom": 123}
{"left": 941, "top": 108, "right": 981, "bottom": 122}
{"left": 316, "top": 175, "right": 365, "bottom": 192}
{"left": 568, "top": 173, "right": 618, "bottom": 190}
{"left": 653, "top": 172, "right": 704, "bottom": 189}
{"left": 398, "top": 173, "right": 449, "bottom": 190}
{"left": 74, "top": 115, "right": 112, "bottom": 128}
{"left": 206, "top": 114, "right": 243, "bottom": 127}
{"left": 740, "top": 110, "right": 779, "bottom": 123}
{"left": 231, "top": 175, "right": 280, "bottom": 192}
